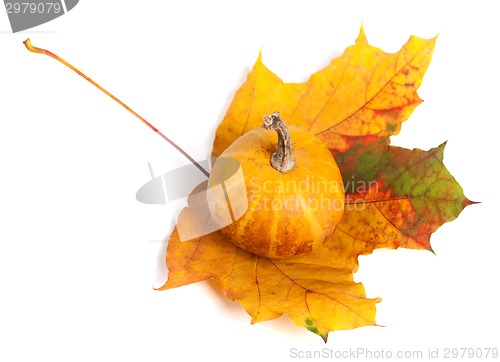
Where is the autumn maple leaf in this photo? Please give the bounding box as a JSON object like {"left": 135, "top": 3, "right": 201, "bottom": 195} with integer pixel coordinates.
{"left": 158, "top": 26, "right": 473, "bottom": 341}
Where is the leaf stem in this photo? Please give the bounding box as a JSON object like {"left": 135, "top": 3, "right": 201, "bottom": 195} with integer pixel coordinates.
{"left": 23, "top": 38, "right": 210, "bottom": 178}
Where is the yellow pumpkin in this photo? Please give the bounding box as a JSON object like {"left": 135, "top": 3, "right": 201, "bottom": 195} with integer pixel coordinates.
{"left": 209, "top": 112, "right": 345, "bottom": 259}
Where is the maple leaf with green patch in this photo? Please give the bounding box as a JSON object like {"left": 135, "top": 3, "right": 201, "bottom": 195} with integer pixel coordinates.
{"left": 159, "top": 26, "right": 473, "bottom": 341}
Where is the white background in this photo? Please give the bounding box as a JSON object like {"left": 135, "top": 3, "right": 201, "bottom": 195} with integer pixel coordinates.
{"left": 1, "top": 1, "right": 498, "bottom": 361}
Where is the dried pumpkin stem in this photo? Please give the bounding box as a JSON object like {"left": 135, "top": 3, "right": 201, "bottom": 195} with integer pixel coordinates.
{"left": 262, "top": 112, "right": 295, "bottom": 172}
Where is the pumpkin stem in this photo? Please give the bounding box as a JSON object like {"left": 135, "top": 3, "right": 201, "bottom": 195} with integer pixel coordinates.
{"left": 262, "top": 112, "right": 295, "bottom": 172}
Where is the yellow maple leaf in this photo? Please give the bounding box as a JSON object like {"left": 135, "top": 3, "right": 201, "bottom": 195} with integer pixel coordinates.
{"left": 21, "top": 27, "right": 472, "bottom": 342}
{"left": 158, "top": 26, "right": 471, "bottom": 341}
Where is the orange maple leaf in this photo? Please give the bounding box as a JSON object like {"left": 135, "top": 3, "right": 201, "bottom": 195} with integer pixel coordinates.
{"left": 159, "top": 26, "right": 472, "bottom": 341}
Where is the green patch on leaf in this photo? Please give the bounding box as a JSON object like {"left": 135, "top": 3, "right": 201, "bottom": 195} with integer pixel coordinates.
{"left": 332, "top": 140, "right": 470, "bottom": 251}
{"left": 305, "top": 318, "right": 320, "bottom": 334}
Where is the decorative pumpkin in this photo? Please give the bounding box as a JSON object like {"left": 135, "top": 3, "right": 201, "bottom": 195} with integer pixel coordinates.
{"left": 209, "top": 112, "right": 345, "bottom": 259}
